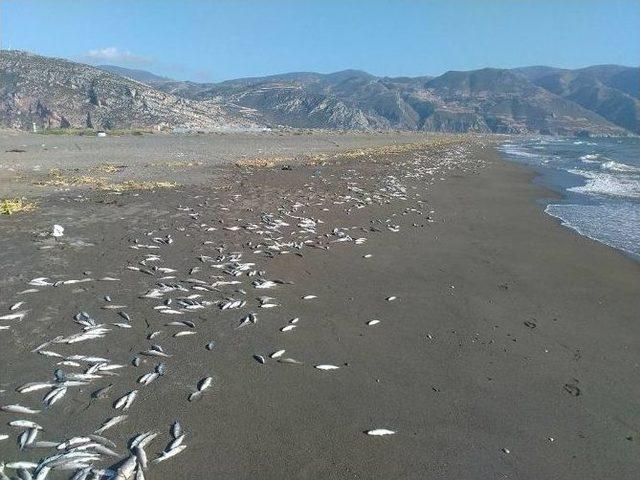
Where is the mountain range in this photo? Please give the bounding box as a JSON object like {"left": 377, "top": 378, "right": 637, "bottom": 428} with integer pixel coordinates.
{"left": 1, "top": 50, "right": 638, "bottom": 135}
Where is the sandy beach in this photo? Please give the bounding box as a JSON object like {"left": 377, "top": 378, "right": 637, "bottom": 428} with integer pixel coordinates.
{"left": 0, "top": 133, "right": 638, "bottom": 480}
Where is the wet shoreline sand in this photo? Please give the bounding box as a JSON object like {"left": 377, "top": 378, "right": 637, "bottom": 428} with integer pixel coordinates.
{"left": 0, "top": 134, "right": 638, "bottom": 479}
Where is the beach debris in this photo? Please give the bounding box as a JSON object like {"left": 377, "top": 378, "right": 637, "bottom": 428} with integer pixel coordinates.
{"left": 51, "top": 224, "right": 65, "bottom": 237}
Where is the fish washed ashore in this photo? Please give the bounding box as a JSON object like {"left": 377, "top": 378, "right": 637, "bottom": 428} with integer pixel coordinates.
{"left": 0, "top": 135, "right": 639, "bottom": 479}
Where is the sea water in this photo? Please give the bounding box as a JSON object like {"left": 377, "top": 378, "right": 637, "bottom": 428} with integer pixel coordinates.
{"left": 499, "top": 137, "right": 640, "bottom": 260}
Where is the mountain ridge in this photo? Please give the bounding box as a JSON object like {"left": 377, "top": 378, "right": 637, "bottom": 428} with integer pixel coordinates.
{"left": 1, "top": 50, "right": 637, "bottom": 135}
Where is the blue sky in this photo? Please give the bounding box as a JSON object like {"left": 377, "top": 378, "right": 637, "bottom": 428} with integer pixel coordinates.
{"left": 2, "top": 0, "right": 639, "bottom": 81}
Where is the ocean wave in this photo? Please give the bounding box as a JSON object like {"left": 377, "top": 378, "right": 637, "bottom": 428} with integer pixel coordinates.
{"left": 545, "top": 203, "right": 640, "bottom": 256}
{"left": 579, "top": 153, "right": 600, "bottom": 163}
{"left": 600, "top": 160, "right": 640, "bottom": 173}
{"left": 567, "top": 168, "right": 640, "bottom": 199}
{"left": 499, "top": 145, "right": 540, "bottom": 158}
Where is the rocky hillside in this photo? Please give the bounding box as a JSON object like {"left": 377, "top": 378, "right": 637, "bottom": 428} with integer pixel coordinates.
{"left": 149, "top": 66, "right": 633, "bottom": 135}
{"left": 2, "top": 50, "right": 636, "bottom": 135}
{"left": 0, "top": 51, "right": 257, "bottom": 131}
{"left": 515, "top": 65, "right": 640, "bottom": 135}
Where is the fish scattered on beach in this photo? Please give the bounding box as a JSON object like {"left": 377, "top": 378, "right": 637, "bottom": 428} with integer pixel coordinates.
{"left": 0, "top": 140, "right": 479, "bottom": 479}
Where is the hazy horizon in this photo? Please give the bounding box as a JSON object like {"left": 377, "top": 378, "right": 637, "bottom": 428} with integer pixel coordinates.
{"left": 2, "top": 0, "right": 639, "bottom": 82}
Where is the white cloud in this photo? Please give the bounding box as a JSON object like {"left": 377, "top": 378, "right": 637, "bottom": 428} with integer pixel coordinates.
{"left": 82, "top": 47, "right": 151, "bottom": 66}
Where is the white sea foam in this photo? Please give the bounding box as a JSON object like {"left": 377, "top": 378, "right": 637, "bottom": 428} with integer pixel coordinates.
{"left": 567, "top": 169, "right": 640, "bottom": 199}
{"left": 499, "top": 144, "right": 540, "bottom": 158}
{"left": 579, "top": 154, "right": 600, "bottom": 163}
{"left": 600, "top": 160, "right": 640, "bottom": 173}
{"left": 546, "top": 203, "right": 640, "bottom": 256}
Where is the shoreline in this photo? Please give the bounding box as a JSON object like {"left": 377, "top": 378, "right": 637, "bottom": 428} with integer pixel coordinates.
{"left": 0, "top": 138, "right": 638, "bottom": 479}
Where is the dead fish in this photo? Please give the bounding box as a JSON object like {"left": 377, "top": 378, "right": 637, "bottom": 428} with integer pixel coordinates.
{"left": 253, "top": 355, "right": 266, "bottom": 364}
{"left": 43, "top": 387, "right": 67, "bottom": 407}
{"left": 166, "top": 434, "right": 185, "bottom": 452}
{"left": 363, "top": 254, "right": 373, "bottom": 258}
{"left": 88, "top": 434, "right": 117, "bottom": 450}
{"left": 4, "top": 461, "right": 38, "bottom": 469}
{"left": 37, "top": 350, "right": 62, "bottom": 358}
{"left": 118, "top": 312, "right": 131, "bottom": 322}
{"left": 18, "top": 289, "right": 39, "bottom": 295}
{"left": 197, "top": 377, "right": 212, "bottom": 392}
{"left": 367, "top": 320, "right": 381, "bottom": 326}
{"left": 9, "top": 420, "right": 43, "bottom": 430}
{"left": 270, "top": 350, "right": 285, "bottom": 359}
{"left": 259, "top": 303, "right": 279, "bottom": 309}
{"left": 1, "top": 404, "right": 41, "bottom": 415}
{"left": 386, "top": 296, "right": 397, "bottom": 301}
{"left": 113, "top": 391, "right": 138, "bottom": 411}
{"left": 18, "top": 428, "right": 37, "bottom": 450}
{"left": 0, "top": 311, "right": 28, "bottom": 321}
{"left": 56, "top": 436, "right": 92, "bottom": 450}
{"left": 130, "top": 431, "right": 158, "bottom": 450}
{"left": 187, "top": 392, "right": 201, "bottom": 402}
{"left": 17, "top": 382, "right": 55, "bottom": 394}
{"left": 315, "top": 365, "right": 340, "bottom": 370}
{"left": 280, "top": 325, "right": 296, "bottom": 332}
{"left": 132, "top": 445, "right": 148, "bottom": 471}
{"left": 153, "top": 444, "right": 186, "bottom": 464}
{"left": 138, "top": 373, "right": 159, "bottom": 386}
{"left": 277, "top": 358, "right": 304, "bottom": 365}
{"left": 94, "top": 415, "right": 127, "bottom": 434}
{"left": 10, "top": 302, "right": 25, "bottom": 311}
{"left": 205, "top": 342, "right": 216, "bottom": 351}
{"left": 140, "top": 349, "right": 170, "bottom": 358}
{"left": 92, "top": 385, "right": 114, "bottom": 399}
{"left": 253, "top": 280, "right": 277, "bottom": 289}
{"left": 173, "top": 331, "right": 196, "bottom": 337}
{"left": 112, "top": 455, "right": 137, "bottom": 480}
{"left": 171, "top": 421, "right": 182, "bottom": 439}
{"left": 166, "top": 321, "right": 195, "bottom": 328}
{"left": 366, "top": 429, "right": 395, "bottom": 436}
{"left": 236, "top": 313, "right": 257, "bottom": 328}
{"left": 301, "top": 295, "right": 317, "bottom": 300}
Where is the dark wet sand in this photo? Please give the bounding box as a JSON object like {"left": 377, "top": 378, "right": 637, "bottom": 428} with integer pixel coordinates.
{"left": 0, "top": 138, "right": 638, "bottom": 479}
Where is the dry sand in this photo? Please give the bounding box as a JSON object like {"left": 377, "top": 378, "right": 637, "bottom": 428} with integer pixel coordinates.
{"left": 0, "top": 133, "right": 638, "bottom": 479}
